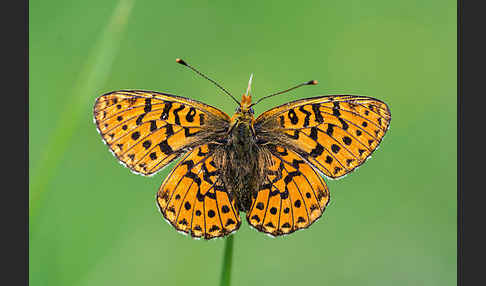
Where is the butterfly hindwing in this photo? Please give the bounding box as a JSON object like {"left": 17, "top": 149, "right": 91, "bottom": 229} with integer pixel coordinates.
{"left": 156, "top": 144, "right": 241, "bottom": 239}
{"left": 93, "top": 90, "right": 230, "bottom": 176}
{"left": 246, "top": 145, "right": 330, "bottom": 236}
{"left": 255, "top": 95, "right": 391, "bottom": 179}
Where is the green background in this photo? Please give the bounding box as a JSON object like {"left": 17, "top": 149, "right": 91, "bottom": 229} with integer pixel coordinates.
{"left": 30, "top": 0, "right": 456, "bottom": 285}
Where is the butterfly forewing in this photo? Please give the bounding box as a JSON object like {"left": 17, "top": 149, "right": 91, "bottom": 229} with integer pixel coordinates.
{"left": 156, "top": 144, "right": 241, "bottom": 239}
{"left": 93, "top": 90, "right": 230, "bottom": 176}
{"left": 255, "top": 95, "right": 391, "bottom": 179}
{"left": 246, "top": 145, "right": 330, "bottom": 236}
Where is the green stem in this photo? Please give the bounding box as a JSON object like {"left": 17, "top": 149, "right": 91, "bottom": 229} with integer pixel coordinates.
{"left": 219, "top": 235, "right": 234, "bottom": 286}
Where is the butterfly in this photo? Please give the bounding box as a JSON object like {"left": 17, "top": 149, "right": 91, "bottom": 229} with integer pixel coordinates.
{"left": 93, "top": 59, "right": 391, "bottom": 239}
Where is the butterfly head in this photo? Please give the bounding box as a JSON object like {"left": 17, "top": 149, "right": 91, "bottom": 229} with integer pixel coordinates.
{"left": 234, "top": 73, "right": 255, "bottom": 117}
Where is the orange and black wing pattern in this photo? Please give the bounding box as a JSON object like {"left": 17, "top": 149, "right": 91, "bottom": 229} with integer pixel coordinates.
{"left": 93, "top": 90, "right": 230, "bottom": 176}
{"left": 156, "top": 144, "right": 241, "bottom": 239}
{"left": 246, "top": 145, "right": 330, "bottom": 236}
{"left": 255, "top": 95, "right": 391, "bottom": 179}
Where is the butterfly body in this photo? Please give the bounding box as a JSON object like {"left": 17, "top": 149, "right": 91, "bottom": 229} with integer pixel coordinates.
{"left": 219, "top": 96, "right": 263, "bottom": 211}
{"left": 94, "top": 70, "right": 391, "bottom": 239}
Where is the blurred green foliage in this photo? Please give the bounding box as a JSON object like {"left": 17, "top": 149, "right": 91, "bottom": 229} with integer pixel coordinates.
{"left": 30, "top": 0, "right": 456, "bottom": 285}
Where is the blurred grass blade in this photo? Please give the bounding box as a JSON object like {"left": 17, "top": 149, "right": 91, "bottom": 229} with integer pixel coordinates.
{"left": 219, "top": 235, "right": 234, "bottom": 286}
{"left": 29, "top": 0, "right": 136, "bottom": 223}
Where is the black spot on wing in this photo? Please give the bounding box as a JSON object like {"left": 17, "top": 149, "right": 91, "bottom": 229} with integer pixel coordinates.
{"left": 159, "top": 140, "right": 173, "bottom": 155}
{"left": 309, "top": 127, "right": 318, "bottom": 140}
{"left": 221, "top": 205, "right": 230, "bottom": 213}
{"left": 173, "top": 105, "right": 185, "bottom": 125}
{"left": 326, "top": 124, "right": 334, "bottom": 136}
{"left": 288, "top": 109, "right": 298, "bottom": 125}
{"left": 184, "top": 201, "right": 191, "bottom": 210}
{"left": 265, "top": 222, "right": 275, "bottom": 228}
{"left": 256, "top": 202, "right": 264, "bottom": 210}
{"left": 333, "top": 167, "right": 342, "bottom": 175}
{"left": 160, "top": 101, "right": 172, "bottom": 120}
{"left": 131, "top": 131, "right": 140, "bottom": 140}
{"left": 299, "top": 105, "right": 311, "bottom": 127}
{"left": 325, "top": 155, "right": 333, "bottom": 164}
{"left": 186, "top": 107, "right": 196, "bottom": 122}
{"left": 136, "top": 113, "right": 145, "bottom": 125}
{"left": 342, "top": 136, "right": 352, "bottom": 145}
{"left": 284, "top": 171, "right": 301, "bottom": 184}
{"left": 208, "top": 210, "right": 216, "bottom": 218}
{"left": 144, "top": 98, "right": 152, "bottom": 113}
{"left": 150, "top": 120, "right": 157, "bottom": 132}
{"left": 331, "top": 144, "right": 341, "bottom": 154}
{"left": 184, "top": 170, "right": 202, "bottom": 186}
{"left": 149, "top": 152, "right": 157, "bottom": 160}
{"left": 199, "top": 113, "right": 205, "bottom": 125}
{"left": 338, "top": 117, "right": 349, "bottom": 130}
{"left": 294, "top": 200, "right": 301, "bottom": 208}
{"left": 310, "top": 143, "right": 324, "bottom": 158}
{"left": 312, "top": 103, "right": 324, "bottom": 123}
{"left": 332, "top": 102, "right": 341, "bottom": 116}
{"left": 142, "top": 140, "right": 151, "bottom": 149}
{"left": 165, "top": 124, "right": 174, "bottom": 136}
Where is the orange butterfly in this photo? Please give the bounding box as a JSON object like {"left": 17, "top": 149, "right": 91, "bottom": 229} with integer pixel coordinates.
{"left": 93, "top": 59, "right": 391, "bottom": 239}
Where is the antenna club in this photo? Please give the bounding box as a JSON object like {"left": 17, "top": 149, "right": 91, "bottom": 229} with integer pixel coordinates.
{"left": 307, "top": 80, "right": 318, "bottom": 85}
{"left": 176, "top": 58, "right": 188, "bottom": 66}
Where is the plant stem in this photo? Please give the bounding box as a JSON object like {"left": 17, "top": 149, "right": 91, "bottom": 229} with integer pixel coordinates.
{"left": 219, "top": 235, "right": 234, "bottom": 286}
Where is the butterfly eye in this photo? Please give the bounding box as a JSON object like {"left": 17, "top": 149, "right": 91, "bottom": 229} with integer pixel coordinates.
{"left": 236, "top": 106, "right": 242, "bottom": 113}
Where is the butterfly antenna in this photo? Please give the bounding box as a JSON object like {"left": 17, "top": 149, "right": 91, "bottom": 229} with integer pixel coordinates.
{"left": 176, "top": 58, "right": 240, "bottom": 105}
{"left": 250, "top": 80, "right": 318, "bottom": 107}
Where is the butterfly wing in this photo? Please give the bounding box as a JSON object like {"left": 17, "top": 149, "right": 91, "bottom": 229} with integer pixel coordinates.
{"left": 93, "top": 90, "right": 230, "bottom": 176}
{"left": 156, "top": 144, "right": 241, "bottom": 239}
{"left": 255, "top": 95, "right": 391, "bottom": 179}
{"left": 246, "top": 145, "right": 330, "bottom": 236}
